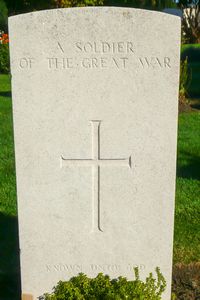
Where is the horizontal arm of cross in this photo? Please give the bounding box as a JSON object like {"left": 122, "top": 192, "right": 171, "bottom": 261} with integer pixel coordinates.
{"left": 61, "top": 156, "right": 132, "bottom": 168}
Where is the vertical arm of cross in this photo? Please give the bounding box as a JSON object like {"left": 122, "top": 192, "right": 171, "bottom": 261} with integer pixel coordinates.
{"left": 90, "top": 120, "right": 102, "bottom": 232}
{"left": 61, "top": 120, "right": 132, "bottom": 234}
{"left": 91, "top": 120, "right": 100, "bottom": 160}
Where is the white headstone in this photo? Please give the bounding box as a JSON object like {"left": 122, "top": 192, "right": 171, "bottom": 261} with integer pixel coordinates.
{"left": 9, "top": 7, "right": 181, "bottom": 300}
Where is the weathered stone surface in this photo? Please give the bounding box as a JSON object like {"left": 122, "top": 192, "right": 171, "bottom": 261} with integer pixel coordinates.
{"left": 9, "top": 7, "right": 181, "bottom": 299}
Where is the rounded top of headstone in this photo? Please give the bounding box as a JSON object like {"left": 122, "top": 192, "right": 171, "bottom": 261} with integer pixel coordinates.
{"left": 8, "top": 6, "right": 182, "bottom": 23}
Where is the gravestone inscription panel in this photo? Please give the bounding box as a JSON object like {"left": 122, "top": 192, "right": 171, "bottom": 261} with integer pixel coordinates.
{"left": 9, "top": 7, "right": 181, "bottom": 300}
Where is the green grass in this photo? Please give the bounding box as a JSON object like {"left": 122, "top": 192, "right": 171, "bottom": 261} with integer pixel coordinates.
{"left": 188, "top": 62, "right": 200, "bottom": 97}
{"left": 0, "top": 74, "right": 11, "bottom": 92}
{"left": 0, "top": 74, "right": 20, "bottom": 300}
{"left": 173, "top": 112, "right": 200, "bottom": 264}
{"left": 0, "top": 74, "right": 200, "bottom": 299}
{"left": 0, "top": 75, "right": 17, "bottom": 216}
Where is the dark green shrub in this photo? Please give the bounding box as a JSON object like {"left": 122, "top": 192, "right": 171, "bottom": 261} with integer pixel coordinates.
{"left": 180, "top": 44, "right": 200, "bottom": 97}
{"left": 181, "top": 44, "right": 200, "bottom": 63}
{"left": 40, "top": 267, "right": 166, "bottom": 300}
{"left": 52, "top": 0, "right": 104, "bottom": 8}
{"left": 0, "top": 0, "right": 8, "bottom": 31}
{"left": 0, "top": 43, "right": 10, "bottom": 74}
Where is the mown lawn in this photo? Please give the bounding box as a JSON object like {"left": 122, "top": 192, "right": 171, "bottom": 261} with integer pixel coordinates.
{"left": 0, "top": 74, "right": 200, "bottom": 299}
{"left": 174, "top": 111, "right": 200, "bottom": 264}
{"left": 0, "top": 75, "right": 16, "bottom": 215}
{"left": 0, "top": 74, "right": 20, "bottom": 300}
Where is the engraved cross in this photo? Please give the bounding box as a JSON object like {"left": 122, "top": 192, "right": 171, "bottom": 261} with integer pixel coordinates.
{"left": 61, "top": 121, "right": 132, "bottom": 232}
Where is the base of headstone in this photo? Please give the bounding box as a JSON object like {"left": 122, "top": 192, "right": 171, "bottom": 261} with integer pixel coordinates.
{"left": 22, "top": 294, "right": 33, "bottom": 300}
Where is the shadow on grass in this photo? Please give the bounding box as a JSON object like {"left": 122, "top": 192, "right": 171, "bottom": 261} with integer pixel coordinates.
{"left": 191, "top": 103, "right": 200, "bottom": 110}
{"left": 189, "top": 98, "right": 200, "bottom": 110}
{"left": 0, "top": 213, "right": 21, "bottom": 300}
{"left": 0, "top": 91, "right": 12, "bottom": 98}
{"left": 177, "top": 151, "right": 200, "bottom": 180}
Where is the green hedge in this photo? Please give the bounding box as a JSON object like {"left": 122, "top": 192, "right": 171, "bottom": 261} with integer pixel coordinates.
{"left": 181, "top": 44, "right": 200, "bottom": 62}
{"left": 40, "top": 268, "right": 166, "bottom": 300}
{"left": 0, "top": 0, "right": 8, "bottom": 31}
{"left": 181, "top": 44, "right": 200, "bottom": 97}
{"left": 0, "top": 43, "right": 9, "bottom": 74}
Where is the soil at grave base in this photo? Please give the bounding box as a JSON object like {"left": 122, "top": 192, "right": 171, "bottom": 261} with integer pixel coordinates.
{"left": 172, "top": 262, "right": 200, "bottom": 300}
{"left": 179, "top": 100, "right": 200, "bottom": 113}
{"left": 179, "top": 102, "right": 193, "bottom": 113}
{"left": 178, "top": 98, "right": 200, "bottom": 113}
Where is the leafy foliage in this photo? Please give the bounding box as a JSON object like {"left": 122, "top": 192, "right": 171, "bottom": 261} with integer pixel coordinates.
{"left": 105, "top": 0, "right": 177, "bottom": 10}
{"left": 181, "top": 43, "right": 200, "bottom": 62}
{"left": 4, "top": 0, "right": 104, "bottom": 13}
{"left": 0, "top": 0, "right": 8, "bottom": 31}
{"left": 181, "top": 44, "right": 200, "bottom": 97}
{"left": 0, "top": 43, "right": 9, "bottom": 73}
{"left": 4, "top": 0, "right": 178, "bottom": 14}
{"left": 178, "top": 0, "right": 199, "bottom": 8}
{"left": 179, "top": 57, "right": 191, "bottom": 103}
{"left": 40, "top": 268, "right": 166, "bottom": 300}
{"left": 4, "top": 0, "right": 52, "bottom": 14}
{"left": 52, "top": 0, "right": 103, "bottom": 7}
